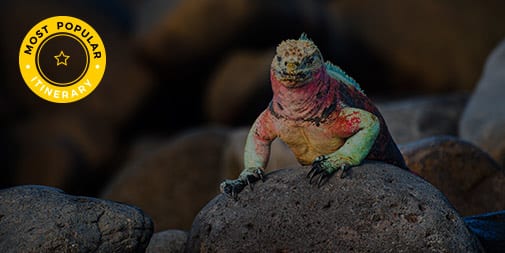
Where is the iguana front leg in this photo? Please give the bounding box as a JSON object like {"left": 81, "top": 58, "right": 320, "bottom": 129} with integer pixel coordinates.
{"left": 308, "top": 107, "right": 380, "bottom": 185}
{"left": 220, "top": 110, "right": 277, "bottom": 198}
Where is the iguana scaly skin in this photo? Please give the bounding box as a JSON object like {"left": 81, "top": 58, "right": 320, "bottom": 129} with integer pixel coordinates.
{"left": 221, "top": 34, "right": 407, "bottom": 198}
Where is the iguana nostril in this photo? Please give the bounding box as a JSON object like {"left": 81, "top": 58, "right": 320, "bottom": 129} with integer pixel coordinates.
{"left": 287, "top": 62, "right": 297, "bottom": 72}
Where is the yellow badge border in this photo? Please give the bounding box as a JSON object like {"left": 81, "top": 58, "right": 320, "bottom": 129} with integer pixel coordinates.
{"left": 19, "top": 16, "right": 106, "bottom": 103}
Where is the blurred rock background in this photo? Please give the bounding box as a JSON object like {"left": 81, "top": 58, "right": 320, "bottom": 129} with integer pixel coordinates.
{"left": 2, "top": 0, "right": 505, "bottom": 233}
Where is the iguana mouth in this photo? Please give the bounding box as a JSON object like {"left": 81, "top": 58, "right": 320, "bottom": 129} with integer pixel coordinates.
{"left": 277, "top": 69, "right": 311, "bottom": 87}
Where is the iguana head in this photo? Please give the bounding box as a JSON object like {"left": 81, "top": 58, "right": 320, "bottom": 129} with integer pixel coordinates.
{"left": 271, "top": 34, "right": 324, "bottom": 88}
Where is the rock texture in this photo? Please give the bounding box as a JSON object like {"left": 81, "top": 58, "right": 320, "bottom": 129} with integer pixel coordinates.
{"left": 101, "top": 128, "right": 228, "bottom": 231}
{"left": 0, "top": 185, "right": 153, "bottom": 253}
{"left": 377, "top": 93, "right": 468, "bottom": 144}
{"left": 146, "top": 230, "right": 188, "bottom": 253}
{"left": 460, "top": 37, "right": 505, "bottom": 167}
{"left": 186, "top": 162, "right": 483, "bottom": 252}
{"left": 400, "top": 136, "right": 505, "bottom": 216}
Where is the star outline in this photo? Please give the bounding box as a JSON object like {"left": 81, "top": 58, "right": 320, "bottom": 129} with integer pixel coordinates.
{"left": 54, "top": 50, "right": 70, "bottom": 66}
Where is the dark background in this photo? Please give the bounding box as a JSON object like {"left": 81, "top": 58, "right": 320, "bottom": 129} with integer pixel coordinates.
{"left": 1, "top": 1, "right": 505, "bottom": 228}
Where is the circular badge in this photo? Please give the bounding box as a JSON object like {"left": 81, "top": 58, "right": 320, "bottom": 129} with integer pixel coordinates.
{"left": 19, "top": 16, "right": 106, "bottom": 103}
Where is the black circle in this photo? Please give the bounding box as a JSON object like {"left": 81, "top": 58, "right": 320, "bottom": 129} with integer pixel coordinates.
{"left": 36, "top": 32, "right": 89, "bottom": 87}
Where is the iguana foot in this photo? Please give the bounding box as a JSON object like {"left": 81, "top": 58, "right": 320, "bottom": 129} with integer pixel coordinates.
{"left": 220, "top": 179, "right": 247, "bottom": 200}
{"left": 220, "top": 168, "right": 265, "bottom": 199}
{"left": 307, "top": 155, "right": 349, "bottom": 186}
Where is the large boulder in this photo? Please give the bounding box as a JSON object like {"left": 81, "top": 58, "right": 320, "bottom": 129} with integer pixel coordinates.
{"left": 186, "top": 162, "right": 483, "bottom": 252}
{"left": 400, "top": 136, "right": 505, "bottom": 216}
{"left": 0, "top": 185, "right": 153, "bottom": 252}
{"left": 460, "top": 37, "right": 505, "bottom": 167}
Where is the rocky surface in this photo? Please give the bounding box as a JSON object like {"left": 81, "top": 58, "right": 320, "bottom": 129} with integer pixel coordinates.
{"left": 186, "top": 162, "right": 483, "bottom": 252}
{"left": 146, "top": 230, "right": 188, "bottom": 253}
{"left": 101, "top": 128, "right": 229, "bottom": 231}
{"left": 400, "top": 136, "right": 505, "bottom": 216}
{"left": 460, "top": 37, "right": 505, "bottom": 167}
{"left": 377, "top": 93, "right": 468, "bottom": 144}
{"left": 0, "top": 185, "right": 153, "bottom": 252}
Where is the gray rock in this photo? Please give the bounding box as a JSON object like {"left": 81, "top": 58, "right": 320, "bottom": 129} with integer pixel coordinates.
{"left": 101, "top": 128, "right": 229, "bottom": 231}
{"left": 147, "top": 230, "right": 188, "bottom": 253}
{"left": 377, "top": 93, "right": 468, "bottom": 144}
{"left": 0, "top": 185, "right": 153, "bottom": 253}
{"left": 400, "top": 136, "right": 505, "bottom": 216}
{"left": 186, "top": 162, "right": 483, "bottom": 252}
{"left": 460, "top": 38, "right": 505, "bottom": 167}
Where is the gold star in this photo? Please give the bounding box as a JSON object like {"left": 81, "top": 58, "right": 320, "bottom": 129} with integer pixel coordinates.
{"left": 54, "top": 50, "right": 70, "bottom": 66}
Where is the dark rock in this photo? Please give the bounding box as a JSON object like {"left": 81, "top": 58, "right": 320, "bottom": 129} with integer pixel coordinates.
{"left": 204, "top": 50, "right": 273, "bottom": 125}
{"left": 101, "top": 128, "right": 229, "bottom": 231}
{"left": 376, "top": 93, "right": 468, "bottom": 144}
{"left": 400, "top": 136, "right": 505, "bottom": 216}
{"left": 147, "top": 230, "right": 188, "bottom": 253}
{"left": 186, "top": 162, "right": 483, "bottom": 252}
{"left": 221, "top": 128, "right": 298, "bottom": 180}
{"left": 465, "top": 211, "right": 505, "bottom": 253}
{"left": 325, "top": 1, "right": 505, "bottom": 93}
{"left": 0, "top": 185, "right": 153, "bottom": 253}
{"left": 460, "top": 37, "right": 505, "bottom": 167}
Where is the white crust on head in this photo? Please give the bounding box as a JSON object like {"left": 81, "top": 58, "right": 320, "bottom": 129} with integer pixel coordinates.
{"left": 275, "top": 39, "right": 319, "bottom": 64}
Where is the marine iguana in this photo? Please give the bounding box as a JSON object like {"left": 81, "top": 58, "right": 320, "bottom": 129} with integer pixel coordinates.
{"left": 221, "top": 34, "right": 407, "bottom": 199}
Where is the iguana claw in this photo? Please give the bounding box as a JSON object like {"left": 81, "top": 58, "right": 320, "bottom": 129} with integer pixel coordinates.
{"left": 220, "top": 168, "right": 265, "bottom": 199}
{"left": 308, "top": 156, "right": 348, "bottom": 186}
{"left": 307, "top": 155, "right": 327, "bottom": 180}
{"left": 220, "top": 179, "right": 246, "bottom": 200}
